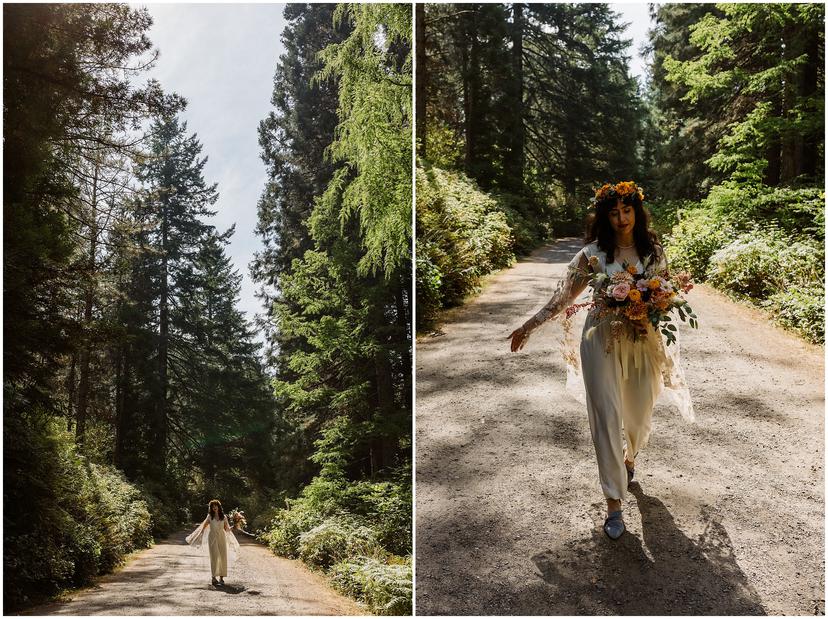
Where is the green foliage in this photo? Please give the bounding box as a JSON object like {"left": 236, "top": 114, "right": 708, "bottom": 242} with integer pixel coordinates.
{"left": 645, "top": 200, "right": 690, "bottom": 237}
{"left": 767, "top": 287, "right": 825, "bottom": 344}
{"left": 330, "top": 556, "right": 413, "bottom": 616}
{"left": 317, "top": 3, "right": 412, "bottom": 277}
{"left": 665, "top": 207, "right": 738, "bottom": 278}
{"left": 663, "top": 183, "right": 824, "bottom": 344}
{"left": 298, "top": 515, "right": 383, "bottom": 569}
{"left": 416, "top": 163, "right": 516, "bottom": 328}
{"left": 4, "top": 417, "right": 156, "bottom": 611}
{"left": 707, "top": 229, "right": 823, "bottom": 299}
{"left": 258, "top": 466, "right": 412, "bottom": 610}
{"left": 259, "top": 502, "right": 324, "bottom": 558}
{"left": 495, "top": 192, "right": 552, "bottom": 255}
{"left": 661, "top": 3, "right": 824, "bottom": 187}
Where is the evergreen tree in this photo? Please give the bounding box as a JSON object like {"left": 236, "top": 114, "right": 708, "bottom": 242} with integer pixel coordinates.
{"left": 661, "top": 3, "right": 824, "bottom": 188}
{"left": 130, "top": 115, "right": 218, "bottom": 480}
{"left": 251, "top": 3, "right": 351, "bottom": 369}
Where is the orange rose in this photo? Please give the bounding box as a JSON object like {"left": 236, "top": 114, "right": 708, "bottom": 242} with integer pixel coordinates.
{"left": 648, "top": 278, "right": 660, "bottom": 290}
{"left": 626, "top": 265, "right": 638, "bottom": 275}
{"left": 628, "top": 289, "right": 642, "bottom": 302}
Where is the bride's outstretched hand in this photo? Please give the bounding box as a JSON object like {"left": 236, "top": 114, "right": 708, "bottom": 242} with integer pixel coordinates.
{"left": 508, "top": 326, "right": 528, "bottom": 352}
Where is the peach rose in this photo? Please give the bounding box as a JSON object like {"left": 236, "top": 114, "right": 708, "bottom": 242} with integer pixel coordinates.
{"left": 611, "top": 282, "right": 631, "bottom": 301}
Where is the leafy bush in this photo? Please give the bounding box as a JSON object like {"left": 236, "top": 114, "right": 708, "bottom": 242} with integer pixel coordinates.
{"left": 330, "top": 556, "right": 412, "bottom": 616}
{"left": 298, "top": 515, "right": 383, "bottom": 569}
{"left": 416, "top": 163, "right": 516, "bottom": 328}
{"left": 342, "top": 478, "right": 411, "bottom": 556}
{"left": 662, "top": 181, "right": 824, "bottom": 344}
{"left": 646, "top": 199, "right": 691, "bottom": 237}
{"left": 767, "top": 286, "right": 825, "bottom": 344}
{"left": 495, "top": 191, "right": 552, "bottom": 255}
{"left": 86, "top": 464, "right": 153, "bottom": 572}
{"left": 4, "top": 416, "right": 156, "bottom": 611}
{"left": 706, "top": 230, "right": 789, "bottom": 298}
{"left": 258, "top": 466, "right": 412, "bottom": 612}
{"left": 259, "top": 502, "right": 323, "bottom": 558}
{"left": 707, "top": 229, "right": 823, "bottom": 299}
{"left": 703, "top": 182, "right": 824, "bottom": 242}
{"left": 664, "top": 207, "right": 736, "bottom": 278}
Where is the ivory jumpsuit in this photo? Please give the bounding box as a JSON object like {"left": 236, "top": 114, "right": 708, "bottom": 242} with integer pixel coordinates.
{"left": 524, "top": 241, "right": 671, "bottom": 501}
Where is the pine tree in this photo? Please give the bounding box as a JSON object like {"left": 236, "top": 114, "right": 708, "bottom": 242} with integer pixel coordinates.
{"left": 131, "top": 115, "right": 218, "bottom": 479}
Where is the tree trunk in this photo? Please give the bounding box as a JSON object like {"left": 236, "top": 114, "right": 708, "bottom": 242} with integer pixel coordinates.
{"left": 157, "top": 200, "right": 169, "bottom": 474}
{"left": 114, "top": 344, "right": 126, "bottom": 468}
{"left": 799, "top": 28, "right": 820, "bottom": 179}
{"left": 76, "top": 158, "right": 99, "bottom": 444}
{"left": 463, "top": 6, "right": 482, "bottom": 180}
{"left": 505, "top": 2, "right": 525, "bottom": 193}
{"left": 66, "top": 351, "right": 77, "bottom": 433}
{"left": 395, "top": 283, "right": 412, "bottom": 412}
{"left": 780, "top": 25, "right": 798, "bottom": 182}
{"left": 415, "top": 2, "right": 427, "bottom": 157}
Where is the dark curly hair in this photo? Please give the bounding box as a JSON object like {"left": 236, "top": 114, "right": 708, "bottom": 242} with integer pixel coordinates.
{"left": 208, "top": 499, "right": 225, "bottom": 521}
{"left": 585, "top": 188, "right": 662, "bottom": 266}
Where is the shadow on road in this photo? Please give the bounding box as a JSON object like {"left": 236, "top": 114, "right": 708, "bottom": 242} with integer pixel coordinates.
{"left": 531, "top": 484, "right": 766, "bottom": 615}
{"left": 211, "top": 584, "right": 248, "bottom": 594}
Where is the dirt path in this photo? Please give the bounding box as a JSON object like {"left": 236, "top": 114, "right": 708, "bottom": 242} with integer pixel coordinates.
{"left": 415, "top": 238, "right": 824, "bottom": 616}
{"left": 28, "top": 529, "right": 364, "bottom": 615}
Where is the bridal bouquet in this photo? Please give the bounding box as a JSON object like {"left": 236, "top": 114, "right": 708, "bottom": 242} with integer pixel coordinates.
{"left": 566, "top": 255, "right": 698, "bottom": 346}
{"left": 228, "top": 508, "right": 247, "bottom": 530}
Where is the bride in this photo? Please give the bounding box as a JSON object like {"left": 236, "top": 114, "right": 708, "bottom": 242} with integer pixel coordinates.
{"left": 186, "top": 499, "right": 241, "bottom": 586}
{"left": 508, "top": 181, "right": 693, "bottom": 540}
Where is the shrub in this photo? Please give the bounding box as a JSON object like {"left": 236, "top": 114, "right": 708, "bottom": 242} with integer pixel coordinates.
{"left": 706, "top": 229, "right": 791, "bottom": 298}
{"left": 258, "top": 470, "right": 412, "bottom": 612}
{"left": 767, "top": 286, "right": 825, "bottom": 344}
{"left": 258, "top": 502, "right": 323, "bottom": 558}
{"left": 4, "top": 416, "right": 157, "bottom": 611}
{"left": 330, "top": 556, "right": 412, "bottom": 616}
{"left": 86, "top": 464, "right": 153, "bottom": 572}
{"left": 298, "top": 515, "right": 383, "bottom": 569}
{"left": 495, "top": 191, "right": 552, "bottom": 255}
{"left": 646, "top": 199, "right": 691, "bottom": 237}
{"left": 416, "top": 163, "right": 515, "bottom": 328}
{"left": 342, "top": 479, "right": 412, "bottom": 556}
{"left": 664, "top": 207, "right": 736, "bottom": 278}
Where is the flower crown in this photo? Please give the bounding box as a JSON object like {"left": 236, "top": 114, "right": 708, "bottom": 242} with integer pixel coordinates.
{"left": 591, "top": 181, "right": 645, "bottom": 208}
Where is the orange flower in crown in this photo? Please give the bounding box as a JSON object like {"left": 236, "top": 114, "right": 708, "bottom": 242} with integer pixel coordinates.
{"left": 591, "top": 181, "right": 645, "bottom": 208}
{"left": 615, "top": 180, "right": 645, "bottom": 202}
{"left": 594, "top": 183, "right": 615, "bottom": 202}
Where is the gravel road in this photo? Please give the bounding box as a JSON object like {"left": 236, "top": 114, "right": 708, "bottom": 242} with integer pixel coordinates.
{"left": 415, "top": 238, "right": 824, "bottom": 615}
{"left": 27, "top": 528, "right": 364, "bottom": 615}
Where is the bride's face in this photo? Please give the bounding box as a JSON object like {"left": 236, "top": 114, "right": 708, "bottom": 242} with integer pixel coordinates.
{"left": 608, "top": 198, "right": 635, "bottom": 236}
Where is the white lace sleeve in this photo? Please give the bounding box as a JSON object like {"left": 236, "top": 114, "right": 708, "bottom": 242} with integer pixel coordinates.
{"left": 185, "top": 516, "right": 210, "bottom": 548}
{"left": 521, "top": 248, "right": 591, "bottom": 337}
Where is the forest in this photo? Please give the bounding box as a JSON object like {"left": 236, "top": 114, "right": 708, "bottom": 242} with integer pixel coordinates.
{"left": 416, "top": 3, "right": 824, "bottom": 344}
{"left": 4, "top": 3, "right": 411, "bottom": 615}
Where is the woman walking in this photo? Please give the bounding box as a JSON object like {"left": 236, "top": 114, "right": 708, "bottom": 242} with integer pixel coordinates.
{"left": 186, "top": 499, "right": 240, "bottom": 586}
{"left": 508, "top": 181, "right": 694, "bottom": 540}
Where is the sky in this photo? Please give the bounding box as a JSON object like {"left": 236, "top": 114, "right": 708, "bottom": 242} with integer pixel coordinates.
{"left": 136, "top": 3, "right": 288, "bottom": 326}
{"left": 135, "top": 2, "right": 653, "bottom": 336}
{"left": 610, "top": 3, "right": 654, "bottom": 83}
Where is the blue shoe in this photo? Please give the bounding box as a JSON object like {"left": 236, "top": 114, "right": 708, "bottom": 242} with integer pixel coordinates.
{"left": 603, "top": 510, "right": 625, "bottom": 540}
